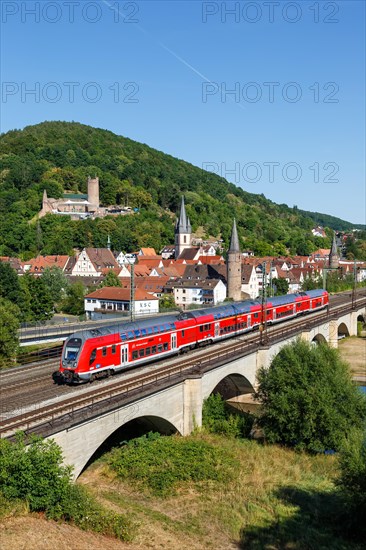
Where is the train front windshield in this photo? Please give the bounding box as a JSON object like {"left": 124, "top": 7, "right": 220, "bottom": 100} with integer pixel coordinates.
{"left": 63, "top": 338, "right": 82, "bottom": 363}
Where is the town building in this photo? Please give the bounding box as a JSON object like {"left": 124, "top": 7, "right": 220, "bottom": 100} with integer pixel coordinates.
{"left": 167, "top": 279, "right": 226, "bottom": 308}
{"left": 70, "top": 248, "right": 118, "bottom": 277}
{"left": 84, "top": 287, "right": 159, "bottom": 320}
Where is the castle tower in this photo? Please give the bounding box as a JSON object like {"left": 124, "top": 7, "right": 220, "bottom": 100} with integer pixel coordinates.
{"left": 329, "top": 232, "right": 339, "bottom": 269}
{"left": 227, "top": 219, "right": 242, "bottom": 301}
{"left": 87, "top": 176, "right": 100, "bottom": 212}
{"left": 175, "top": 196, "right": 192, "bottom": 258}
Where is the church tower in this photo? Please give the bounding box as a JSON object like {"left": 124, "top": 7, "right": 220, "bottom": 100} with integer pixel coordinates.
{"left": 329, "top": 232, "right": 339, "bottom": 269}
{"left": 175, "top": 196, "right": 192, "bottom": 258}
{"left": 227, "top": 219, "right": 242, "bottom": 301}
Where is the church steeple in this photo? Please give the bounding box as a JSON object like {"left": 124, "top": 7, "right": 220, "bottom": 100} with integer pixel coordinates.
{"left": 227, "top": 219, "right": 242, "bottom": 301}
{"left": 175, "top": 196, "right": 192, "bottom": 258}
{"left": 176, "top": 195, "right": 191, "bottom": 234}
{"left": 229, "top": 218, "right": 240, "bottom": 252}
{"left": 329, "top": 231, "right": 339, "bottom": 269}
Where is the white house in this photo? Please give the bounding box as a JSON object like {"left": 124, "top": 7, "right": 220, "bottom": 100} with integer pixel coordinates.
{"left": 72, "top": 248, "right": 118, "bottom": 277}
{"left": 84, "top": 287, "right": 159, "bottom": 320}
{"left": 171, "top": 279, "right": 226, "bottom": 308}
{"left": 241, "top": 265, "right": 259, "bottom": 299}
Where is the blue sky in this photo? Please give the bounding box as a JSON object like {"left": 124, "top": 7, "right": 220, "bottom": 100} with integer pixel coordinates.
{"left": 1, "top": 0, "right": 365, "bottom": 223}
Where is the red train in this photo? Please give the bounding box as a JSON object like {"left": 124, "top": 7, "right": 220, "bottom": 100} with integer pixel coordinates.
{"left": 57, "top": 289, "right": 328, "bottom": 384}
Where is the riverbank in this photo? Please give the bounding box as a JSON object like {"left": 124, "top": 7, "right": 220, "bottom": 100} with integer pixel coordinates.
{"left": 338, "top": 335, "right": 366, "bottom": 384}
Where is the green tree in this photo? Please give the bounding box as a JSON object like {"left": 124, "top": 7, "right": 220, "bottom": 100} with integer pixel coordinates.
{"left": 272, "top": 277, "right": 289, "bottom": 296}
{"left": 159, "top": 294, "right": 176, "bottom": 310}
{"left": 21, "top": 274, "right": 54, "bottom": 321}
{"left": 0, "top": 262, "right": 23, "bottom": 307}
{"left": 0, "top": 298, "right": 20, "bottom": 368}
{"left": 255, "top": 339, "right": 366, "bottom": 452}
{"left": 0, "top": 435, "right": 71, "bottom": 510}
{"left": 99, "top": 271, "right": 122, "bottom": 288}
{"left": 42, "top": 266, "right": 69, "bottom": 303}
{"left": 62, "top": 282, "right": 85, "bottom": 316}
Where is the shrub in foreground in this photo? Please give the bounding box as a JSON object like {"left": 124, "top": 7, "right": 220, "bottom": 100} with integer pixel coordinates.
{"left": 108, "top": 432, "right": 238, "bottom": 496}
{"left": 0, "top": 434, "right": 135, "bottom": 541}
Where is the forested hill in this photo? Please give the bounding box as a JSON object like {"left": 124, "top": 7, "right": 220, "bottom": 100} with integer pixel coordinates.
{"left": 0, "top": 121, "right": 357, "bottom": 258}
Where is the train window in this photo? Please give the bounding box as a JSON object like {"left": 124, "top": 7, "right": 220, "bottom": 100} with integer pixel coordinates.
{"left": 146, "top": 347, "right": 151, "bottom": 356}
{"left": 128, "top": 331, "right": 134, "bottom": 339}
{"left": 141, "top": 329, "right": 147, "bottom": 335}
{"left": 152, "top": 345, "right": 157, "bottom": 353}
{"left": 102, "top": 347, "right": 107, "bottom": 356}
{"left": 253, "top": 313, "right": 259, "bottom": 319}
{"left": 112, "top": 345, "right": 116, "bottom": 354}
{"left": 182, "top": 330, "right": 185, "bottom": 337}
{"left": 89, "top": 349, "right": 96, "bottom": 365}
{"left": 139, "top": 349, "right": 145, "bottom": 357}
{"left": 158, "top": 344, "right": 163, "bottom": 352}
{"left": 147, "top": 327, "right": 153, "bottom": 334}
{"left": 134, "top": 330, "right": 140, "bottom": 338}
{"left": 132, "top": 351, "right": 138, "bottom": 360}
{"left": 163, "top": 343, "right": 168, "bottom": 351}
{"left": 267, "top": 310, "right": 270, "bottom": 315}
{"left": 121, "top": 333, "right": 127, "bottom": 340}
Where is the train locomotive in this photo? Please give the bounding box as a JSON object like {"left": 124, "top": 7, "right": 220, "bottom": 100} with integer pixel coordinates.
{"left": 57, "top": 289, "right": 328, "bottom": 384}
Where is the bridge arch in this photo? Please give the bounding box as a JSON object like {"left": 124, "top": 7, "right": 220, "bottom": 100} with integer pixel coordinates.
{"left": 80, "top": 415, "right": 179, "bottom": 476}
{"left": 338, "top": 322, "right": 350, "bottom": 338}
{"left": 357, "top": 313, "right": 365, "bottom": 324}
{"left": 202, "top": 372, "right": 254, "bottom": 402}
{"left": 312, "top": 333, "right": 327, "bottom": 344}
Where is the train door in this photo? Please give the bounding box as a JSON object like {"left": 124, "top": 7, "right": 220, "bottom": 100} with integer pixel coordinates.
{"left": 120, "top": 345, "right": 129, "bottom": 366}
{"left": 214, "top": 322, "right": 220, "bottom": 338}
{"left": 171, "top": 333, "right": 177, "bottom": 350}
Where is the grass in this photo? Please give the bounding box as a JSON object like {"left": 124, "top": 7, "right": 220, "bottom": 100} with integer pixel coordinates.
{"left": 83, "top": 433, "right": 364, "bottom": 549}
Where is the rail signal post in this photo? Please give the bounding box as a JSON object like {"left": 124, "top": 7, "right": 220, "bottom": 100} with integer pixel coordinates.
{"left": 260, "top": 261, "right": 268, "bottom": 346}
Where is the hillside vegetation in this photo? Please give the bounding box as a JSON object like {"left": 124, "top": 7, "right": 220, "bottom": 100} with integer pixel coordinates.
{"left": 0, "top": 120, "right": 350, "bottom": 258}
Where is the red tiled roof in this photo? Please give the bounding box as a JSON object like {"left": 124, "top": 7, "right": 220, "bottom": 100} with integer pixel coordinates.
{"left": 85, "top": 286, "right": 158, "bottom": 301}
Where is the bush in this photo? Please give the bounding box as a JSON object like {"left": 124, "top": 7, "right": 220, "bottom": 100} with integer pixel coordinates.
{"left": 335, "top": 427, "right": 366, "bottom": 540}
{"left": 0, "top": 434, "right": 135, "bottom": 541}
{"left": 108, "top": 432, "right": 238, "bottom": 496}
{"left": 202, "top": 393, "right": 254, "bottom": 438}
{"left": 47, "top": 484, "right": 135, "bottom": 541}
{"left": 255, "top": 339, "right": 366, "bottom": 453}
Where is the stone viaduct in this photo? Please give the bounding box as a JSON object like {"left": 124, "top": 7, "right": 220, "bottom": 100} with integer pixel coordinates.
{"left": 46, "top": 305, "right": 366, "bottom": 479}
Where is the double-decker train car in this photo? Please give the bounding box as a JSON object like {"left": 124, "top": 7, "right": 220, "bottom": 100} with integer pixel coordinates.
{"left": 57, "top": 289, "right": 328, "bottom": 384}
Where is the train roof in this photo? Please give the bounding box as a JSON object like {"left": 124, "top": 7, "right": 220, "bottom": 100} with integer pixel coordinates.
{"left": 301, "top": 289, "right": 327, "bottom": 298}
{"left": 77, "top": 314, "right": 179, "bottom": 340}
{"left": 179, "top": 303, "right": 236, "bottom": 320}
{"left": 268, "top": 293, "right": 300, "bottom": 307}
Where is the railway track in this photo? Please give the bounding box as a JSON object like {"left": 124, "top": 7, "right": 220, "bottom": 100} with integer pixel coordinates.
{"left": 1, "top": 294, "right": 365, "bottom": 439}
